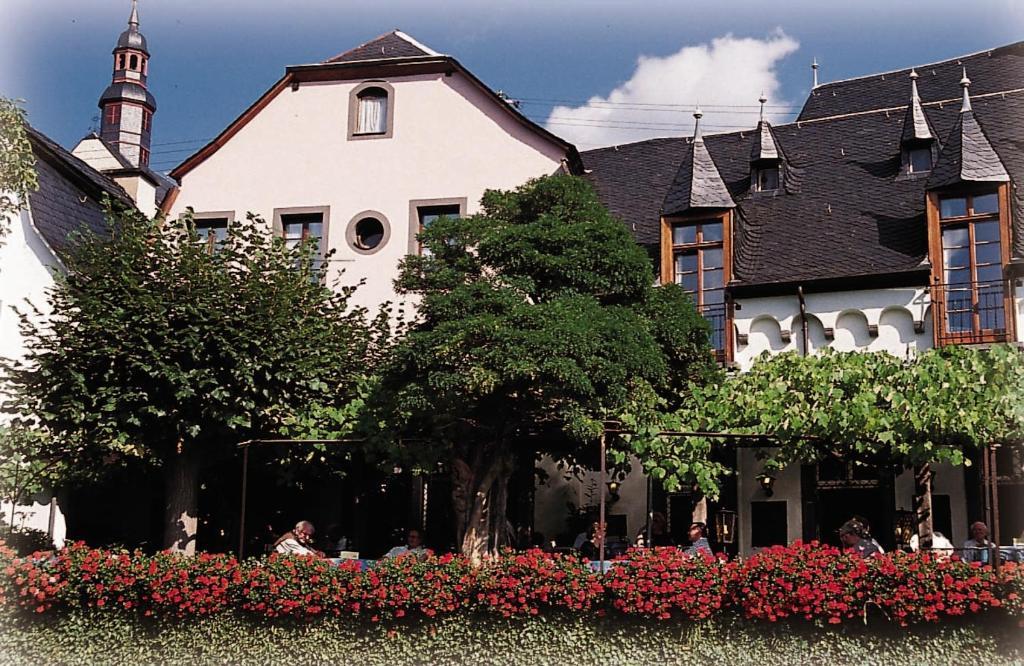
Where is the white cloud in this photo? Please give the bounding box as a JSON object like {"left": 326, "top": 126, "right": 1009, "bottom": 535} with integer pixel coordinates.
{"left": 546, "top": 32, "right": 800, "bottom": 150}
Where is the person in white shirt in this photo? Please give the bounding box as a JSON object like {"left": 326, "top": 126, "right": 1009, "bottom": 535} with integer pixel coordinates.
{"left": 273, "top": 520, "right": 321, "bottom": 556}
{"left": 385, "top": 528, "right": 427, "bottom": 558}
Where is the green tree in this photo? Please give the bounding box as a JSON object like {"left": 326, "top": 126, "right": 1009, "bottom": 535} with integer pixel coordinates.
{"left": 2, "top": 209, "right": 384, "bottom": 553}
{"left": 0, "top": 97, "right": 39, "bottom": 238}
{"left": 368, "top": 175, "right": 718, "bottom": 562}
{"left": 672, "top": 346, "right": 1024, "bottom": 543}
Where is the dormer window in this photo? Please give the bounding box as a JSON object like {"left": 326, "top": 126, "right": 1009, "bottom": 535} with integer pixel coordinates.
{"left": 349, "top": 81, "right": 395, "bottom": 140}
{"left": 753, "top": 163, "right": 780, "bottom": 192}
{"left": 904, "top": 145, "right": 932, "bottom": 174}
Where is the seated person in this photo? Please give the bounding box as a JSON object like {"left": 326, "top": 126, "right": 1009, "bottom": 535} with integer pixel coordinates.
{"left": 839, "top": 519, "right": 881, "bottom": 559}
{"left": 273, "top": 520, "right": 323, "bottom": 557}
{"left": 635, "top": 511, "right": 673, "bottom": 547}
{"left": 962, "top": 521, "right": 994, "bottom": 564}
{"left": 385, "top": 528, "right": 427, "bottom": 558}
{"left": 578, "top": 521, "right": 605, "bottom": 561}
{"left": 683, "top": 522, "right": 712, "bottom": 557}
{"left": 909, "top": 531, "right": 955, "bottom": 559}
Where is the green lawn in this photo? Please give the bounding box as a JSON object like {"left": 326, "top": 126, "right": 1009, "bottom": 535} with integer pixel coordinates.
{"left": 2, "top": 611, "right": 1022, "bottom": 665}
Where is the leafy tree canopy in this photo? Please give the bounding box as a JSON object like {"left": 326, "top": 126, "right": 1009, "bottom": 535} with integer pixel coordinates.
{"left": 0, "top": 97, "right": 38, "bottom": 235}
{"left": 664, "top": 345, "right": 1024, "bottom": 498}
{"left": 368, "top": 175, "right": 719, "bottom": 558}
{"left": 2, "top": 209, "right": 385, "bottom": 550}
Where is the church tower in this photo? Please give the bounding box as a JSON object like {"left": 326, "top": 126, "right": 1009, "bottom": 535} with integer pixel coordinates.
{"left": 98, "top": 0, "right": 156, "bottom": 167}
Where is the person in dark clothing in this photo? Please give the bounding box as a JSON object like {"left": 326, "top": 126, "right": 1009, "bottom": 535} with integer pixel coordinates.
{"left": 839, "top": 519, "right": 881, "bottom": 559}
{"left": 635, "top": 511, "right": 673, "bottom": 547}
{"left": 684, "top": 522, "right": 712, "bottom": 557}
{"left": 578, "top": 521, "right": 605, "bottom": 560}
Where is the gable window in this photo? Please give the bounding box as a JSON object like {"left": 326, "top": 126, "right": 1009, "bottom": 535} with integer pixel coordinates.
{"left": 348, "top": 81, "right": 395, "bottom": 140}
{"left": 193, "top": 217, "right": 228, "bottom": 251}
{"left": 281, "top": 212, "right": 325, "bottom": 273}
{"left": 671, "top": 219, "right": 726, "bottom": 353}
{"left": 905, "top": 146, "right": 932, "bottom": 174}
{"left": 753, "top": 164, "right": 780, "bottom": 192}
{"left": 933, "top": 190, "right": 1009, "bottom": 344}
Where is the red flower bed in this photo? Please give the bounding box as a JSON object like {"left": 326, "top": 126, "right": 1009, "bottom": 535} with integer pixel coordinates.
{"left": 2, "top": 539, "right": 1022, "bottom": 627}
{"left": 604, "top": 547, "right": 735, "bottom": 620}
{"left": 239, "top": 553, "right": 360, "bottom": 618}
{"left": 733, "top": 541, "right": 871, "bottom": 624}
{"left": 354, "top": 552, "right": 476, "bottom": 621}
{"left": 475, "top": 549, "right": 604, "bottom": 617}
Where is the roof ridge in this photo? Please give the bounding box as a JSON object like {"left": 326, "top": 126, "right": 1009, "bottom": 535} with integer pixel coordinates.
{"left": 393, "top": 30, "right": 440, "bottom": 56}
{"left": 812, "top": 40, "right": 1022, "bottom": 90}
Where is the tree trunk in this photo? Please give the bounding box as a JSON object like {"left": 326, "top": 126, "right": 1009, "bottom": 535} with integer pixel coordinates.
{"left": 451, "top": 446, "right": 515, "bottom": 566}
{"left": 162, "top": 450, "right": 201, "bottom": 554}
{"left": 913, "top": 463, "right": 934, "bottom": 550}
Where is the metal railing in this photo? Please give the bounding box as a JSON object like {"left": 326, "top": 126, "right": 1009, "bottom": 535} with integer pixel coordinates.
{"left": 697, "top": 304, "right": 727, "bottom": 360}
{"left": 930, "top": 279, "right": 1013, "bottom": 346}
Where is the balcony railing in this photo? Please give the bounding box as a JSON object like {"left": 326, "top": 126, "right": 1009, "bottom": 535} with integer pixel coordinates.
{"left": 697, "top": 303, "right": 727, "bottom": 360}
{"left": 931, "top": 279, "right": 1013, "bottom": 346}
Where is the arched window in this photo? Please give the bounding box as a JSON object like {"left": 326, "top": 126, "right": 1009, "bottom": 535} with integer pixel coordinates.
{"left": 355, "top": 87, "right": 388, "bottom": 135}
{"left": 129, "top": 54, "right": 139, "bottom": 70}
{"left": 118, "top": 54, "right": 126, "bottom": 69}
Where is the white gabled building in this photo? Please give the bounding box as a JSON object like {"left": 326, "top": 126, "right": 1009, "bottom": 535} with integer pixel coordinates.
{"left": 164, "top": 30, "right": 580, "bottom": 313}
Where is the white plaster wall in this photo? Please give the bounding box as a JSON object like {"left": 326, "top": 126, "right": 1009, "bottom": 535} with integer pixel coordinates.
{"left": 113, "top": 175, "right": 157, "bottom": 219}
{"left": 734, "top": 287, "right": 932, "bottom": 370}
{"left": 737, "top": 449, "right": 803, "bottom": 554}
{"left": 0, "top": 199, "right": 59, "bottom": 410}
{"left": 169, "top": 71, "right": 567, "bottom": 314}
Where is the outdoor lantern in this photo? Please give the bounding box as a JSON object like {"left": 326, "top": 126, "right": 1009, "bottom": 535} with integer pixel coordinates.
{"left": 758, "top": 474, "right": 775, "bottom": 497}
{"left": 606, "top": 480, "right": 621, "bottom": 502}
{"left": 714, "top": 509, "right": 738, "bottom": 544}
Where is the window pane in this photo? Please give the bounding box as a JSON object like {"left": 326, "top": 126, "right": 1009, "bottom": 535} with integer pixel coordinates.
{"left": 703, "top": 287, "right": 724, "bottom": 304}
{"left": 972, "top": 193, "right": 999, "bottom": 215}
{"left": 908, "top": 148, "right": 931, "bottom": 173}
{"left": 978, "top": 284, "right": 1005, "bottom": 330}
{"left": 974, "top": 220, "right": 1001, "bottom": 243}
{"left": 702, "top": 248, "right": 723, "bottom": 270}
{"left": 675, "top": 253, "right": 697, "bottom": 274}
{"left": 940, "top": 197, "right": 967, "bottom": 219}
{"left": 757, "top": 167, "right": 780, "bottom": 191}
{"left": 703, "top": 268, "right": 723, "bottom": 290}
{"left": 941, "top": 227, "right": 969, "bottom": 248}
{"left": 677, "top": 274, "right": 698, "bottom": 293}
{"left": 356, "top": 91, "right": 387, "bottom": 134}
{"left": 285, "top": 222, "right": 304, "bottom": 237}
{"left": 701, "top": 222, "right": 723, "bottom": 243}
{"left": 976, "top": 263, "right": 1002, "bottom": 284}
{"left": 974, "top": 242, "right": 1001, "bottom": 267}
{"left": 307, "top": 222, "right": 323, "bottom": 240}
{"left": 942, "top": 247, "right": 970, "bottom": 270}
{"left": 944, "top": 267, "right": 970, "bottom": 285}
{"left": 673, "top": 225, "right": 697, "bottom": 245}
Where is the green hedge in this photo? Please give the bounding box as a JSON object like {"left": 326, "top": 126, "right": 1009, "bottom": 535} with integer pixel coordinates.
{"left": 1, "top": 610, "right": 1022, "bottom": 666}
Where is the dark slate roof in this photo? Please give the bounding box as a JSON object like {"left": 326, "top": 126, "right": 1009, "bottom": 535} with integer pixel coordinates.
{"left": 323, "top": 31, "right": 436, "bottom": 63}
{"left": 582, "top": 46, "right": 1024, "bottom": 289}
{"left": 663, "top": 135, "right": 735, "bottom": 215}
{"left": 99, "top": 81, "right": 157, "bottom": 111}
{"left": 928, "top": 107, "right": 1010, "bottom": 189}
{"left": 799, "top": 42, "right": 1024, "bottom": 121}
{"left": 25, "top": 127, "right": 133, "bottom": 255}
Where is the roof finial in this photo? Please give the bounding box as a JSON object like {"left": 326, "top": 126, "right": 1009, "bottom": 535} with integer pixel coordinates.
{"left": 812, "top": 57, "right": 819, "bottom": 89}
{"left": 758, "top": 92, "right": 767, "bottom": 123}
{"left": 693, "top": 105, "right": 704, "bottom": 142}
{"left": 909, "top": 69, "right": 920, "bottom": 100}
{"left": 960, "top": 66, "right": 972, "bottom": 113}
{"left": 128, "top": 0, "right": 139, "bottom": 29}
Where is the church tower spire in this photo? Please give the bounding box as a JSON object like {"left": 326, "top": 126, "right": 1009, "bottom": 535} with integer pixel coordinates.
{"left": 99, "top": 0, "right": 156, "bottom": 167}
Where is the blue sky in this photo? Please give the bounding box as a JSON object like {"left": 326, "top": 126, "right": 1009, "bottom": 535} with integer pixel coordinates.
{"left": 3, "top": 1, "right": 1023, "bottom": 167}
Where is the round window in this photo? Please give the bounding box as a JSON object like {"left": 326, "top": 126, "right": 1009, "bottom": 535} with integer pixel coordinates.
{"left": 355, "top": 217, "right": 385, "bottom": 250}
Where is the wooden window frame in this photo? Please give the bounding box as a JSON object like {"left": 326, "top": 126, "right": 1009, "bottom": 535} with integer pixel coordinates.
{"left": 926, "top": 183, "right": 1014, "bottom": 345}
{"left": 660, "top": 209, "right": 733, "bottom": 362}
{"left": 409, "top": 197, "right": 467, "bottom": 256}
{"left": 183, "top": 210, "right": 234, "bottom": 253}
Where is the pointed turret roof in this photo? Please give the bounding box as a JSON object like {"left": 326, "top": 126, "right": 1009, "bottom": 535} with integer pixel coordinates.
{"left": 928, "top": 68, "right": 1009, "bottom": 189}
{"left": 324, "top": 30, "right": 440, "bottom": 63}
{"left": 662, "top": 108, "right": 735, "bottom": 215}
{"left": 751, "top": 94, "right": 781, "bottom": 161}
{"left": 900, "top": 69, "right": 935, "bottom": 144}
{"left": 115, "top": 0, "right": 147, "bottom": 54}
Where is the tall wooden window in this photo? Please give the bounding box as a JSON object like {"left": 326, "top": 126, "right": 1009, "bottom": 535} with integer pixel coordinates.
{"left": 281, "top": 213, "right": 325, "bottom": 274}
{"left": 932, "top": 190, "right": 1010, "bottom": 343}
{"left": 671, "top": 219, "right": 725, "bottom": 352}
